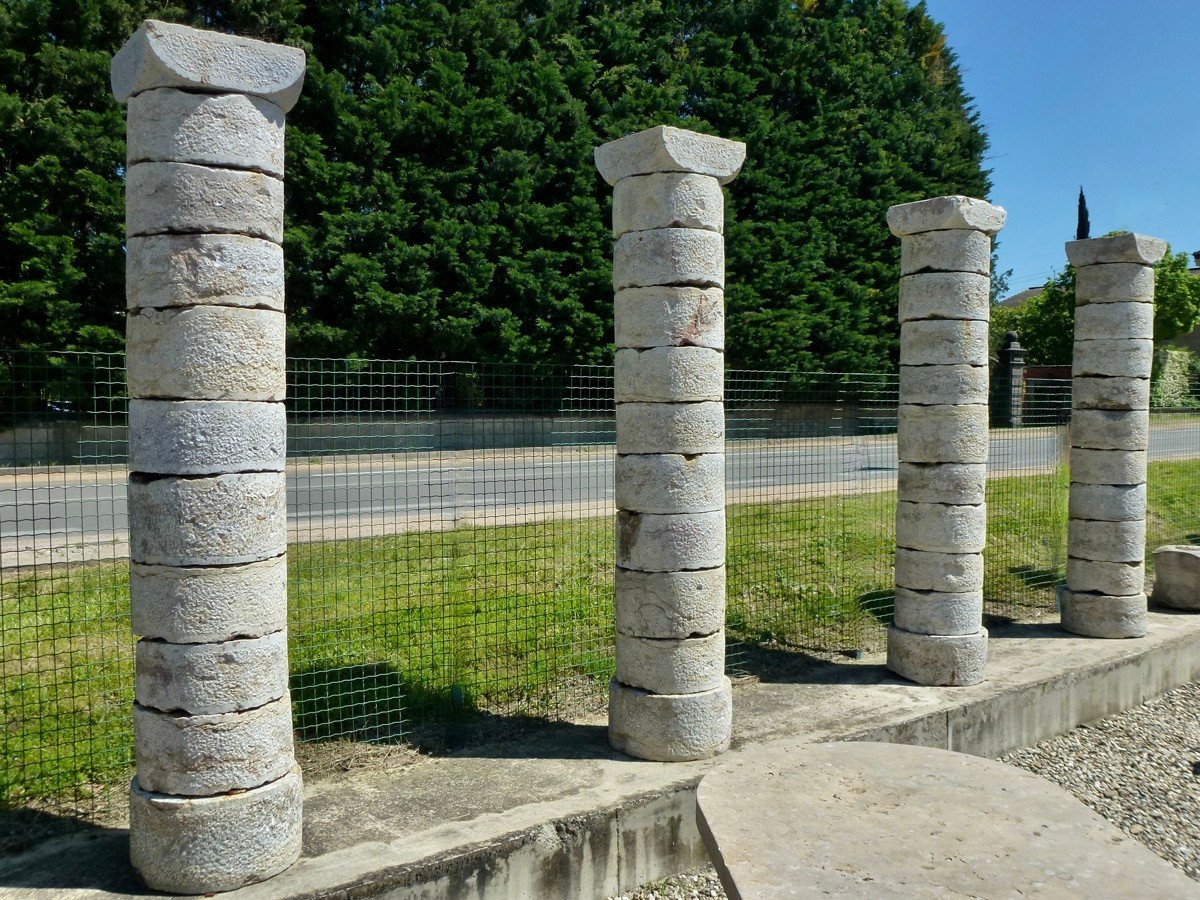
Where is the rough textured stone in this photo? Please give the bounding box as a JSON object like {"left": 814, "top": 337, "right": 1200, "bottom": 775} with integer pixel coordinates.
{"left": 897, "top": 404, "right": 988, "bottom": 464}
{"left": 1072, "top": 339, "right": 1154, "bottom": 379}
{"left": 127, "top": 233, "right": 283, "bottom": 311}
{"left": 128, "top": 399, "right": 285, "bottom": 475}
{"left": 127, "top": 88, "right": 285, "bottom": 177}
{"left": 615, "top": 632, "right": 725, "bottom": 694}
{"left": 1068, "top": 482, "right": 1146, "bottom": 522}
{"left": 898, "top": 272, "right": 990, "bottom": 322}
{"left": 899, "top": 230, "right": 992, "bottom": 277}
{"left": 128, "top": 471, "right": 286, "bottom": 566}
{"left": 1068, "top": 518, "right": 1146, "bottom": 564}
{"left": 133, "top": 695, "right": 294, "bottom": 795}
{"left": 1067, "top": 557, "right": 1145, "bottom": 598}
{"left": 613, "top": 228, "right": 724, "bottom": 290}
{"left": 1066, "top": 233, "right": 1168, "bottom": 267}
{"left": 131, "top": 555, "right": 287, "bottom": 643}
{"left": 898, "top": 365, "right": 987, "bottom": 406}
{"left": 126, "top": 161, "right": 284, "bottom": 243}
{"left": 898, "top": 319, "right": 988, "bottom": 367}
{"left": 1074, "top": 301, "right": 1154, "bottom": 342}
{"left": 1070, "top": 448, "right": 1147, "bottom": 486}
{"left": 887, "top": 195, "right": 1006, "bottom": 237}
{"left": 613, "top": 286, "right": 724, "bottom": 350}
{"left": 612, "top": 173, "right": 723, "bottom": 237}
{"left": 616, "top": 510, "right": 724, "bottom": 573}
{"left": 112, "top": 19, "right": 306, "bottom": 112}
{"left": 614, "top": 566, "right": 725, "bottom": 639}
{"left": 1150, "top": 545, "right": 1200, "bottom": 610}
{"left": 615, "top": 402, "right": 724, "bottom": 455}
{"left": 1075, "top": 264, "right": 1155, "bottom": 304}
{"left": 893, "top": 586, "right": 982, "bottom": 637}
{"left": 894, "top": 548, "right": 983, "bottom": 593}
{"left": 895, "top": 501, "right": 986, "bottom": 554}
{"left": 129, "top": 767, "right": 302, "bottom": 894}
{"left": 1060, "top": 591, "right": 1147, "bottom": 639}
{"left": 614, "top": 346, "right": 722, "bottom": 403}
{"left": 1070, "top": 408, "right": 1150, "bottom": 452}
{"left": 897, "top": 462, "right": 986, "bottom": 505}
{"left": 608, "top": 677, "right": 732, "bottom": 761}
{"left": 595, "top": 125, "right": 746, "bottom": 186}
{"left": 135, "top": 631, "right": 288, "bottom": 715}
{"left": 886, "top": 625, "right": 988, "bottom": 687}
{"left": 126, "top": 306, "right": 285, "bottom": 401}
{"left": 1072, "top": 376, "right": 1150, "bottom": 411}
{"left": 615, "top": 452, "right": 724, "bottom": 515}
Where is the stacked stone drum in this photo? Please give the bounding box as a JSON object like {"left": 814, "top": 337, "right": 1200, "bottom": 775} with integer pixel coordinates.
{"left": 886, "top": 196, "right": 1006, "bottom": 686}
{"left": 595, "top": 126, "right": 745, "bottom": 761}
{"left": 112, "top": 20, "right": 306, "bottom": 893}
{"left": 1063, "top": 234, "right": 1166, "bottom": 638}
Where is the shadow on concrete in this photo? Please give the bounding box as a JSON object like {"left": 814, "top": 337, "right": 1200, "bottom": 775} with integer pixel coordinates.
{"left": 730, "top": 641, "right": 894, "bottom": 686}
{"left": 0, "top": 810, "right": 141, "bottom": 895}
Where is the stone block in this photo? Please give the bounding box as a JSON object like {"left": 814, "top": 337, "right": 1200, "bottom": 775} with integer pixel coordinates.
{"left": 614, "top": 286, "right": 724, "bottom": 350}
{"left": 1075, "top": 264, "right": 1155, "bottom": 304}
{"left": 616, "top": 510, "right": 724, "bottom": 573}
{"left": 615, "top": 566, "right": 725, "bottom": 639}
{"left": 895, "top": 501, "right": 986, "bottom": 554}
{"left": 894, "top": 548, "right": 983, "bottom": 593}
{"left": 595, "top": 125, "right": 746, "bottom": 186}
{"left": 616, "top": 452, "right": 724, "bottom": 515}
{"left": 128, "top": 399, "right": 286, "bottom": 475}
{"left": 898, "top": 365, "right": 988, "bottom": 406}
{"left": 131, "top": 555, "right": 287, "bottom": 643}
{"left": 1072, "top": 339, "right": 1154, "bottom": 379}
{"left": 1068, "top": 482, "right": 1146, "bottom": 522}
{"left": 1072, "top": 376, "right": 1150, "bottom": 411}
{"left": 898, "top": 271, "right": 990, "bottom": 321}
{"left": 127, "top": 233, "right": 284, "bottom": 311}
{"left": 1068, "top": 518, "right": 1146, "bottom": 564}
{"left": 1060, "top": 591, "right": 1147, "bottom": 639}
{"left": 899, "top": 319, "right": 988, "bottom": 367}
{"left": 135, "top": 631, "right": 288, "bottom": 715}
{"left": 1070, "top": 448, "right": 1147, "bottom": 486}
{"left": 615, "top": 631, "right": 725, "bottom": 694}
{"left": 612, "top": 173, "right": 723, "bottom": 237}
{"left": 1067, "top": 557, "right": 1144, "bottom": 598}
{"left": 112, "top": 19, "right": 307, "bottom": 112}
{"left": 1070, "top": 408, "right": 1149, "bottom": 452}
{"left": 608, "top": 677, "right": 732, "bottom": 761}
{"left": 129, "top": 767, "right": 302, "bottom": 894}
{"left": 616, "top": 401, "right": 724, "bottom": 455}
{"left": 1150, "top": 545, "right": 1200, "bottom": 610}
{"left": 613, "top": 228, "right": 724, "bottom": 290}
{"left": 897, "top": 404, "right": 988, "bottom": 464}
{"left": 886, "top": 626, "right": 988, "bottom": 687}
{"left": 887, "top": 195, "right": 1006, "bottom": 237}
{"left": 900, "top": 230, "right": 992, "bottom": 277}
{"left": 614, "top": 346, "right": 723, "bottom": 403}
{"left": 1066, "top": 233, "right": 1168, "bottom": 267}
{"left": 126, "top": 306, "right": 285, "bottom": 401}
{"left": 126, "top": 161, "right": 284, "bottom": 243}
{"left": 128, "top": 472, "right": 286, "bottom": 566}
{"left": 1074, "top": 301, "right": 1154, "bottom": 342}
{"left": 127, "top": 88, "right": 285, "bottom": 177}
{"left": 897, "top": 462, "right": 986, "bottom": 505}
{"left": 133, "top": 694, "right": 294, "bottom": 795}
{"left": 893, "top": 586, "right": 982, "bottom": 636}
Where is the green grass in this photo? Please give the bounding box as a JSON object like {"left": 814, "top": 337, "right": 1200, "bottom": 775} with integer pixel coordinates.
{"left": 3, "top": 461, "right": 1199, "bottom": 816}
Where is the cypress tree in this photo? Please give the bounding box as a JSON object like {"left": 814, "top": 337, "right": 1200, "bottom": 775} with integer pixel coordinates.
{"left": 1076, "top": 186, "right": 1091, "bottom": 241}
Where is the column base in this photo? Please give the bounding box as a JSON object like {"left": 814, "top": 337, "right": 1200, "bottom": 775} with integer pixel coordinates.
{"left": 609, "top": 677, "right": 731, "bottom": 761}
{"left": 1061, "top": 591, "right": 1147, "bottom": 638}
{"left": 886, "top": 626, "right": 987, "bottom": 686}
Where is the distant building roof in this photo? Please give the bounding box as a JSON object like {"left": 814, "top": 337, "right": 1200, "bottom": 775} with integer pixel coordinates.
{"left": 995, "top": 287, "right": 1040, "bottom": 309}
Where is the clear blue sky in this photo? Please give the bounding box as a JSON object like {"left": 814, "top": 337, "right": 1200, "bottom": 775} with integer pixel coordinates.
{"left": 921, "top": 0, "right": 1200, "bottom": 296}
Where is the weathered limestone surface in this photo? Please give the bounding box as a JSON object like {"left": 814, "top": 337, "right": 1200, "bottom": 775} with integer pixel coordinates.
{"left": 898, "top": 272, "right": 990, "bottom": 322}
{"left": 1070, "top": 408, "right": 1150, "bottom": 451}
{"left": 135, "top": 631, "right": 289, "bottom": 715}
{"left": 1074, "top": 301, "right": 1154, "bottom": 341}
{"left": 613, "top": 228, "right": 725, "bottom": 290}
{"left": 894, "top": 548, "right": 984, "bottom": 593}
{"left": 898, "top": 319, "right": 989, "bottom": 367}
{"left": 615, "top": 402, "right": 724, "bottom": 455}
{"left": 614, "top": 567, "right": 725, "bottom": 639}
{"left": 1068, "top": 518, "right": 1147, "bottom": 564}
{"left": 898, "top": 365, "right": 988, "bottom": 406}
{"left": 608, "top": 678, "right": 732, "bottom": 761}
{"left": 896, "top": 462, "right": 986, "bottom": 505}
{"left": 616, "top": 510, "right": 725, "bottom": 573}
{"left": 1060, "top": 591, "right": 1148, "bottom": 639}
{"left": 893, "top": 587, "right": 983, "bottom": 637}
{"left": 1067, "top": 483, "right": 1146, "bottom": 523}
{"left": 895, "top": 501, "right": 986, "bottom": 554}
{"left": 1072, "top": 376, "right": 1150, "bottom": 411}
{"left": 886, "top": 626, "right": 988, "bottom": 687}
{"left": 614, "top": 346, "right": 723, "bottom": 403}
{"left": 613, "top": 286, "right": 724, "bottom": 350}
{"left": 896, "top": 404, "right": 988, "bottom": 464}
{"left": 614, "top": 632, "right": 725, "bottom": 694}
{"left": 595, "top": 125, "right": 746, "bottom": 186}
{"left": 1151, "top": 546, "right": 1200, "bottom": 610}
{"left": 1066, "top": 233, "right": 1169, "bottom": 267}
{"left": 1071, "top": 339, "right": 1154, "bottom": 378}
{"left": 615, "top": 453, "right": 724, "bottom": 515}
{"left": 612, "top": 173, "right": 723, "bottom": 237}
{"left": 127, "top": 233, "right": 284, "bottom": 311}
{"left": 1075, "top": 264, "right": 1156, "bottom": 302}
{"left": 126, "top": 161, "right": 284, "bottom": 243}
{"left": 128, "top": 399, "right": 286, "bottom": 474}
{"left": 899, "top": 230, "right": 991, "bottom": 276}
{"left": 1066, "top": 557, "right": 1144, "bottom": 598}
{"left": 887, "top": 195, "right": 1006, "bottom": 237}
{"left": 1070, "top": 448, "right": 1147, "bottom": 486}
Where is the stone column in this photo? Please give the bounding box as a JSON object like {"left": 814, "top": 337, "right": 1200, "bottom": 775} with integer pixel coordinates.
{"left": 112, "top": 21, "right": 305, "bottom": 894}
{"left": 1063, "top": 234, "right": 1165, "bottom": 638}
{"left": 595, "top": 126, "right": 745, "bottom": 761}
{"left": 886, "top": 196, "right": 1006, "bottom": 686}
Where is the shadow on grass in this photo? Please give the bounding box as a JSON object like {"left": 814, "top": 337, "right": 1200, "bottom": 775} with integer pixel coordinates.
{"left": 1008, "top": 565, "right": 1062, "bottom": 590}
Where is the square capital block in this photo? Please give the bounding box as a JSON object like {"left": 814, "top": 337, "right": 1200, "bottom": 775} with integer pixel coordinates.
{"left": 595, "top": 125, "right": 746, "bottom": 186}
{"left": 887, "top": 195, "right": 1006, "bottom": 237}
{"left": 1065, "top": 233, "right": 1168, "bottom": 267}
{"left": 112, "top": 20, "right": 306, "bottom": 112}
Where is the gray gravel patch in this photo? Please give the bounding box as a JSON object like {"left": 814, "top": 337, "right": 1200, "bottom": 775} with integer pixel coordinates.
{"left": 608, "top": 869, "right": 725, "bottom": 900}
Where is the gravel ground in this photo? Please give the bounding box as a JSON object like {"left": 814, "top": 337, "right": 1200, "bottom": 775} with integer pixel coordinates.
{"left": 609, "top": 870, "right": 725, "bottom": 900}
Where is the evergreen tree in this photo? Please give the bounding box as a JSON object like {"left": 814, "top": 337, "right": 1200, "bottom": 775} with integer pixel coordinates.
{"left": 1076, "top": 186, "right": 1090, "bottom": 241}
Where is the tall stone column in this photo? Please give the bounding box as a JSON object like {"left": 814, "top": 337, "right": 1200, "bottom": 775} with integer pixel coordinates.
{"left": 112, "top": 21, "right": 305, "bottom": 894}
{"left": 1063, "top": 233, "right": 1165, "bottom": 638}
{"left": 595, "top": 126, "right": 745, "bottom": 761}
{"left": 886, "top": 196, "right": 1006, "bottom": 686}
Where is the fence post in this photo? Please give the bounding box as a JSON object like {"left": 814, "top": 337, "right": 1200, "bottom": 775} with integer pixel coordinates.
{"left": 993, "top": 331, "right": 1026, "bottom": 427}
{"left": 886, "top": 196, "right": 1006, "bottom": 686}
{"left": 596, "top": 126, "right": 745, "bottom": 760}
{"left": 1062, "top": 234, "right": 1165, "bottom": 638}
{"left": 112, "top": 21, "right": 305, "bottom": 893}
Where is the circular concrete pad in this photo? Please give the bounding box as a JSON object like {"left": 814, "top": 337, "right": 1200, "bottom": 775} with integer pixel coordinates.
{"left": 696, "top": 741, "right": 1194, "bottom": 898}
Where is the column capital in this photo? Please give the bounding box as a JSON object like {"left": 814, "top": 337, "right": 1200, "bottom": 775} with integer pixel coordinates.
{"left": 1066, "top": 233, "right": 1167, "bottom": 267}
{"left": 112, "top": 20, "right": 306, "bottom": 112}
{"left": 595, "top": 125, "right": 746, "bottom": 186}
{"left": 887, "top": 195, "right": 1006, "bottom": 238}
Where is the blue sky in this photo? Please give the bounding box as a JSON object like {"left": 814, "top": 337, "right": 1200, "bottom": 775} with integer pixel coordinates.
{"left": 921, "top": 0, "right": 1200, "bottom": 296}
